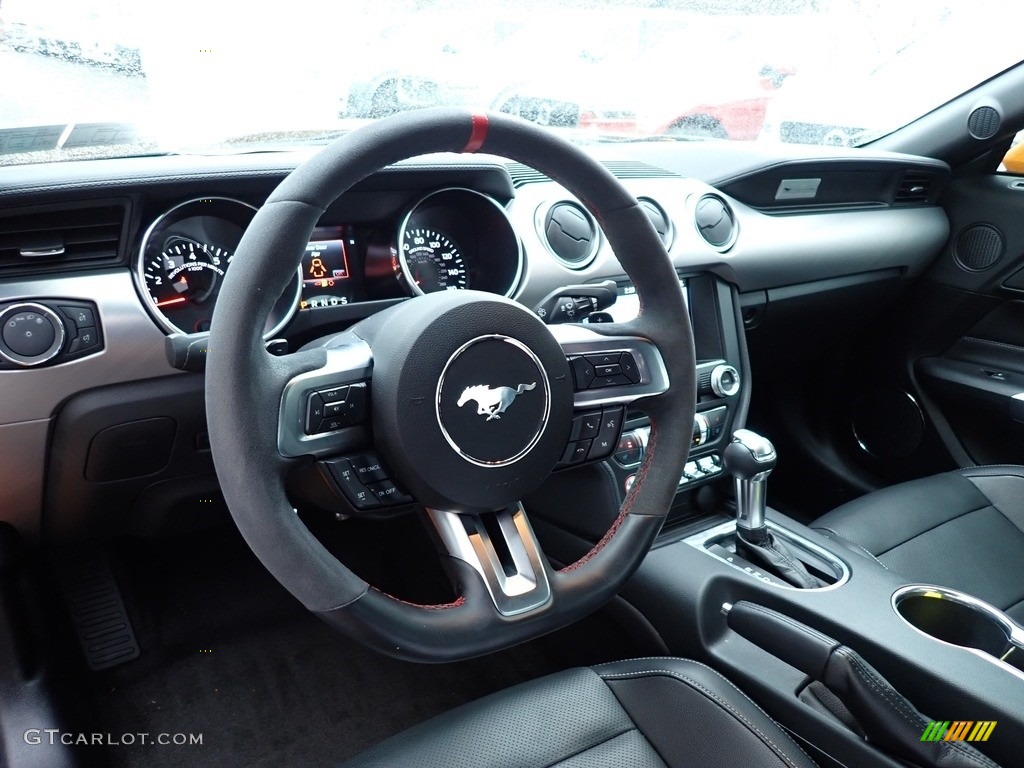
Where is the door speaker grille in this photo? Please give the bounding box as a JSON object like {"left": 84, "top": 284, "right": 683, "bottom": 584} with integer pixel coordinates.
{"left": 954, "top": 224, "right": 1004, "bottom": 272}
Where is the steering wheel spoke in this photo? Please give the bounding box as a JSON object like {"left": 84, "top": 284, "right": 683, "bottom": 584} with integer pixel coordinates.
{"left": 549, "top": 323, "right": 669, "bottom": 409}
{"left": 277, "top": 332, "right": 374, "bottom": 458}
{"left": 427, "top": 503, "right": 551, "bottom": 616}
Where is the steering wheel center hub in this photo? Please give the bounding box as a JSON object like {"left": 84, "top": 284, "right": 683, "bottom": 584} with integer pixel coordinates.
{"left": 437, "top": 335, "right": 551, "bottom": 467}
{"left": 361, "top": 290, "right": 573, "bottom": 511}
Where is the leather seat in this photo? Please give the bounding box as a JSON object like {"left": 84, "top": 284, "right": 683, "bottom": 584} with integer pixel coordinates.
{"left": 814, "top": 465, "right": 1024, "bottom": 622}
{"left": 340, "top": 658, "right": 817, "bottom": 768}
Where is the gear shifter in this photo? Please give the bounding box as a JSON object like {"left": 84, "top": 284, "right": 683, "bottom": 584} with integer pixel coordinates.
{"left": 723, "top": 430, "right": 824, "bottom": 589}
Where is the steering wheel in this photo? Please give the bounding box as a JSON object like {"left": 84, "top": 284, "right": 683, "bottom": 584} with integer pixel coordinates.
{"left": 206, "top": 108, "right": 696, "bottom": 662}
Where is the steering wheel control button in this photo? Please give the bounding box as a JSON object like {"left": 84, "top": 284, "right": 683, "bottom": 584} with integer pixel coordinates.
{"left": 306, "top": 383, "right": 369, "bottom": 435}
{"left": 619, "top": 353, "right": 641, "bottom": 383}
{"left": 570, "top": 412, "right": 601, "bottom": 441}
{"left": 569, "top": 356, "right": 595, "bottom": 390}
{"left": 437, "top": 335, "right": 551, "bottom": 467}
{"left": 569, "top": 351, "right": 643, "bottom": 390}
{"left": 325, "top": 458, "right": 381, "bottom": 510}
{"left": 305, "top": 393, "right": 326, "bottom": 434}
{"left": 587, "top": 407, "right": 625, "bottom": 460}
{"left": 0, "top": 303, "right": 66, "bottom": 367}
{"left": 560, "top": 440, "right": 592, "bottom": 465}
{"left": 367, "top": 479, "right": 413, "bottom": 506}
{"left": 349, "top": 454, "right": 389, "bottom": 484}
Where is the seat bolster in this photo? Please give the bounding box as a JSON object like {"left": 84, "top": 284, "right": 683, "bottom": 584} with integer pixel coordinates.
{"left": 812, "top": 471, "right": 991, "bottom": 555}
{"left": 960, "top": 467, "right": 1024, "bottom": 533}
{"left": 339, "top": 667, "right": 644, "bottom": 768}
{"left": 596, "top": 658, "right": 818, "bottom": 768}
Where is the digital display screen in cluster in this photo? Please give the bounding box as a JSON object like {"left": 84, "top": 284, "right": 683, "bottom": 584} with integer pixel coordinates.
{"left": 300, "top": 226, "right": 353, "bottom": 309}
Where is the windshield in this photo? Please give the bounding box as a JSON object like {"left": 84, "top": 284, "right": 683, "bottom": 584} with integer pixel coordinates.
{"left": 1, "top": 0, "right": 1022, "bottom": 164}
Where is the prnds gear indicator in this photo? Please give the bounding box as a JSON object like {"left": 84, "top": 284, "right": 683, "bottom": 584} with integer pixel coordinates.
{"left": 300, "top": 227, "right": 353, "bottom": 309}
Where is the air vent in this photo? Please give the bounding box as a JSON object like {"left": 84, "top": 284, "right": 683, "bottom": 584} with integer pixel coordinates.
{"left": 0, "top": 202, "right": 127, "bottom": 277}
{"left": 541, "top": 201, "right": 599, "bottom": 268}
{"left": 506, "top": 160, "right": 678, "bottom": 188}
{"left": 693, "top": 194, "right": 737, "bottom": 251}
{"left": 637, "top": 198, "right": 673, "bottom": 248}
{"left": 968, "top": 106, "right": 1001, "bottom": 140}
{"left": 894, "top": 171, "right": 935, "bottom": 204}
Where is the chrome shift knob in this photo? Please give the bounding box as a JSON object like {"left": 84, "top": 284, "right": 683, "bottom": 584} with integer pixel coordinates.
{"left": 723, "top": 429, "right": 777, "bottom": 536}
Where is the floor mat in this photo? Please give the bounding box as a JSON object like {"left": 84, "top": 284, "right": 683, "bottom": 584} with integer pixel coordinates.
{"left": 82, "top": 525, "right": 576, "bottom": 768}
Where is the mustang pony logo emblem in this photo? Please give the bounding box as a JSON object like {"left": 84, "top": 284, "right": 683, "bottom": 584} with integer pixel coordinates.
{"left": 457, "top": 382, "right": 536, "bottom": 421}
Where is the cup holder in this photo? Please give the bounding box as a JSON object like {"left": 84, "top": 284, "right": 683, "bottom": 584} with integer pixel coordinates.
{"left": 893, "top": 586, "right": 1024, "bottom": 675}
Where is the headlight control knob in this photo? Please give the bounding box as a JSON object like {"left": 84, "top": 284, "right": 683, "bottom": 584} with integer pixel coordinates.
{"left": 0, "top": 303, "right": 66, "bottom": 367}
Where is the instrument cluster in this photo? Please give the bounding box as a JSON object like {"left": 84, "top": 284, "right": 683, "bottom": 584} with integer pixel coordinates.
{"left": 134, "top": 188, "right": 524, "bottom": 338}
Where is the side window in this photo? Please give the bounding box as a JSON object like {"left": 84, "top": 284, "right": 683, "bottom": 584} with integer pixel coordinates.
{"left": 999, "top": 130, "right": 1024, "bottom": 174}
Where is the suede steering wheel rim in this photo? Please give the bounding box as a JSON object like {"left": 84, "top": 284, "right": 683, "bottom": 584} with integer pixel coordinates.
{"left": 206, "top": 108, "right": 696, "bottom": 662}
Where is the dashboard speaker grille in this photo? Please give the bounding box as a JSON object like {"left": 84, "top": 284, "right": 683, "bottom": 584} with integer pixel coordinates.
{"left": 967, "top": 106, "right": 1001, "bottom": 140}
{"left": 954, "top": 224, "right": 1004, "bottom": 272}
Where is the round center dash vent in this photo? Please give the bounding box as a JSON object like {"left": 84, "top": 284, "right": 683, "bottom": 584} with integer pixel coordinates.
{"left": 541, "top": 201, "right": 599, "bottom": 268}
{"left": 694, "top": 194, "right": 737, "bottom": 251}
{"left": 637, "top": 197, "right": 673, "bottom": 249}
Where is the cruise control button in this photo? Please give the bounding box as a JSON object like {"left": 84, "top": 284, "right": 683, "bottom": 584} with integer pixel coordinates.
{"left": 570, "top": 412, "right": 601, "bottom": 440}
{"left": 587, "top": 407, "right": 624, "bottom": 460}
{"left": 367, "top": 478, "right": 413, "bottom": 505}
{"left": 349, "top": 453, "right": 389, "bottom": 484}
{"left": 561, "top": 440, "right": 592, "bottom": 465}
{"left": 569, "top": 356, "right": 595, "bottom": 390}
{"left": 618, "top": 353, "right": 640, "bottom": 383}
{"left": 325, "top": 459, "right": 381, "bottom": 510}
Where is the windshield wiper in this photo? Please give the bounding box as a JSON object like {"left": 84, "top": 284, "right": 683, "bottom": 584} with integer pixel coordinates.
{"left": 0, "top": 122, "right": 143, "bottom": 156}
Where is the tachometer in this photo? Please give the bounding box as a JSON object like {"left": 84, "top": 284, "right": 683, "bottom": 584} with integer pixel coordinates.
{"left": 401, "top": 228, "right": 468, "bottom": 293}
{"left": 136, "top": 197, "right": 300, "bottom": 337}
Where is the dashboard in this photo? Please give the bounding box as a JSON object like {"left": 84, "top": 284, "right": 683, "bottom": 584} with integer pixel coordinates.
{"left": 0, "top": 141, "right": 951, "bottom": 540}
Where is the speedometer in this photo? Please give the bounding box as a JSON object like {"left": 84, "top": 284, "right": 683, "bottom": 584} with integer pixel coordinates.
{"left": 401, "top": 228, "right": 468, "bottom": 293}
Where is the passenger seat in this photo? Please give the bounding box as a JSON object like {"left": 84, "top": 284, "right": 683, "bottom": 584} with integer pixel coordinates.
{"left": 813, "top": 466, "right": 1024, "bottom": 622}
